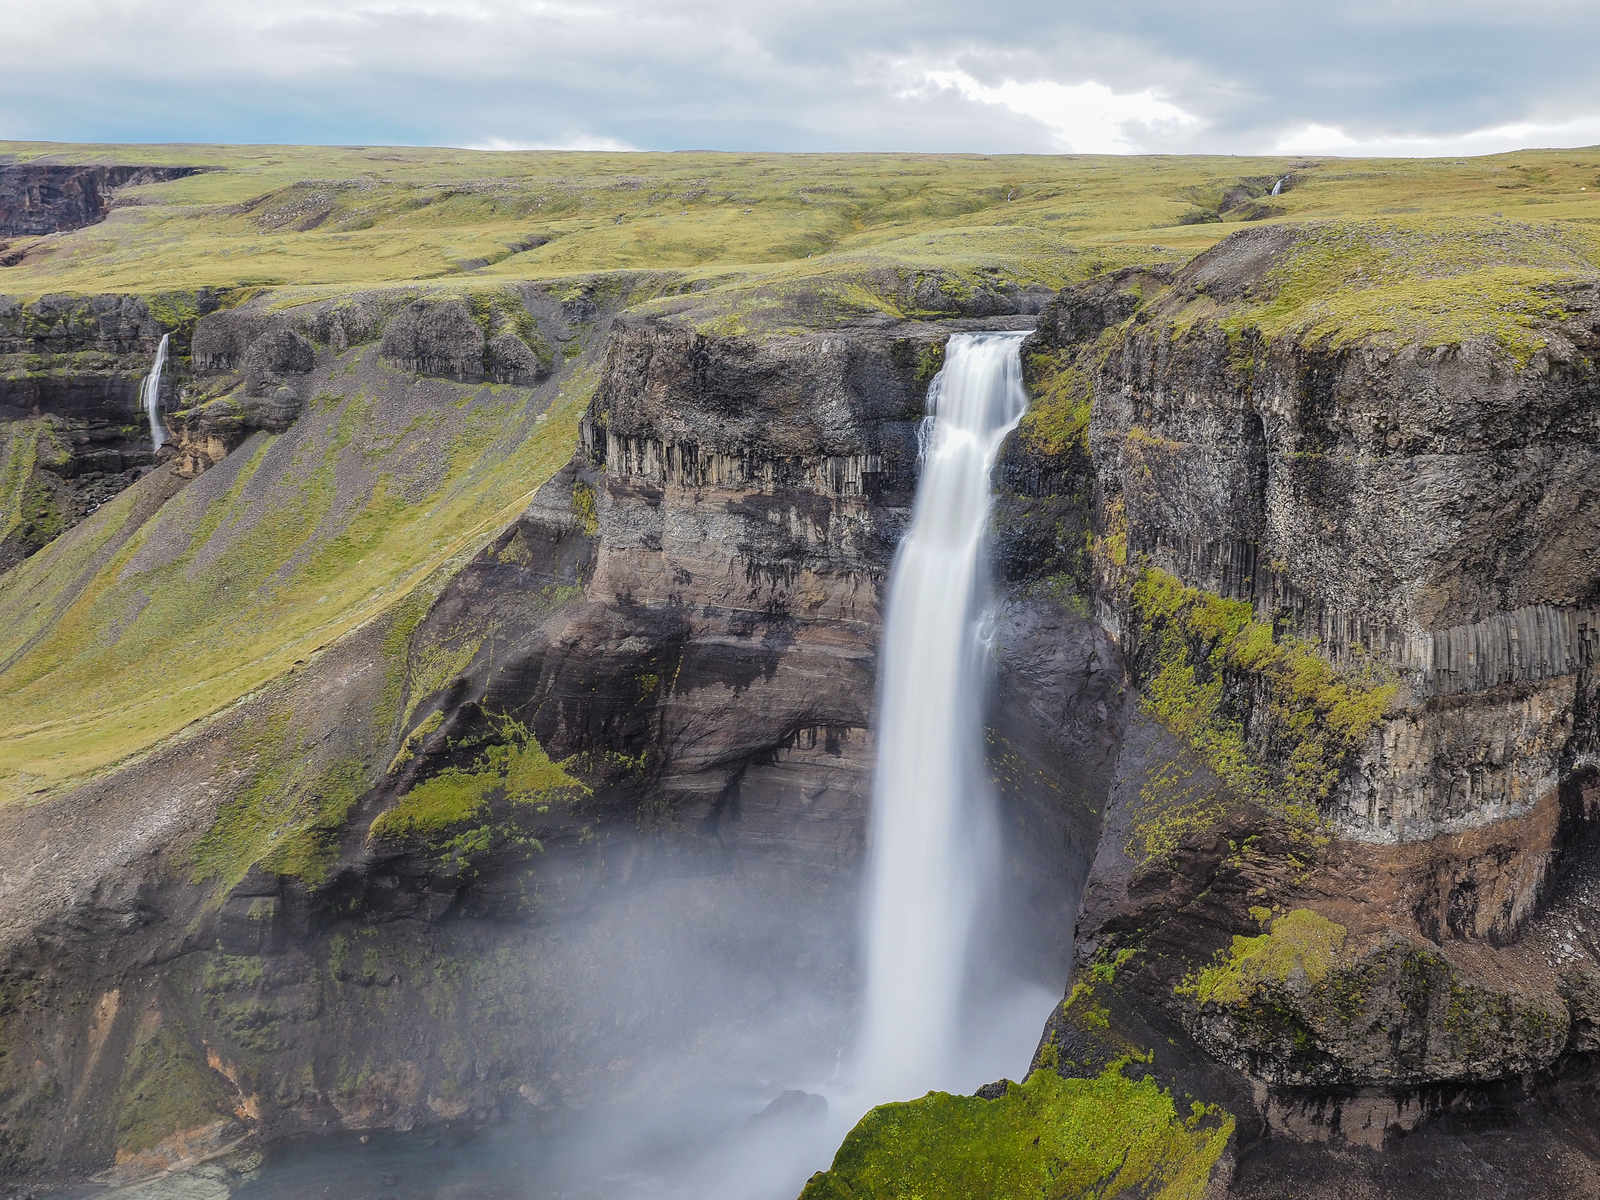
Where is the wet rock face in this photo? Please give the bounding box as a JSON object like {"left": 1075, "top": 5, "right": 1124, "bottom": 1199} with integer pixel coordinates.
{"left": 0, "top": 164, "right": 206, "bottom": 236}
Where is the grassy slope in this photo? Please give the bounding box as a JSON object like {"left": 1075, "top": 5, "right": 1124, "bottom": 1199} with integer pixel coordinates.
{"left": 0, "top": 357, "right": 596, "bottom": 805}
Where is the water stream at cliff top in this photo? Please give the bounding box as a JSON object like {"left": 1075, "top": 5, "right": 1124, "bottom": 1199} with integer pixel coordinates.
{"left": 854, "top": 330, "right": 1030, "bottom": 1101}
{"left": 142, "top": 332, "right": 169, "bottom": 451}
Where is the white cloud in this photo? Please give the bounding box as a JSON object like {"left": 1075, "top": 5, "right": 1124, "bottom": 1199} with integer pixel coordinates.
{"left": 466, "top": 135, "right": 639, "bottom": 151}
{"left": 917, "top": 69, "right": 1201, "bottom": 153}
{"left": 1275, "top": 113, "right": 1600, "bottom": 157}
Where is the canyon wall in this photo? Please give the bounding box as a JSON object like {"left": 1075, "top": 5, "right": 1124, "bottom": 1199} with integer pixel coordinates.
{"left": 0, "top": 290, "right": 1109, "bottom": 1189}
{"left": 1019, "top": 227, "right": 1600, "bottom": 1197}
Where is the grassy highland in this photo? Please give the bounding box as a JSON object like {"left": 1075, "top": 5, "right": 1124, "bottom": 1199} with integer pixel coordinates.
{"left": 3, "top": 142, "right": 1600, "bottom": 313}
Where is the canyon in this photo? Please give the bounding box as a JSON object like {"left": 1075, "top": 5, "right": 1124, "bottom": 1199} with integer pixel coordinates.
{"left": 0, "top": 149, "right": 1596, "bottom": 1199}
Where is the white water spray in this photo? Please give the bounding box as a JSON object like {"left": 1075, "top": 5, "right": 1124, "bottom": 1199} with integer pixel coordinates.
{"left": 855, "top": 331, "right": 1029, "bottom": 1102}
{"left": 1271, "top": 176, "right": 1286, "bottom": 196}
{"left": 141, "top": 333, "right": 169, "bottom": 451}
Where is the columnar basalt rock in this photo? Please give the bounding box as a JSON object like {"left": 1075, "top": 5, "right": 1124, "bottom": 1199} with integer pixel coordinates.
{"left": 1019, "top": 226, "right": 1600, "bottom": 1193}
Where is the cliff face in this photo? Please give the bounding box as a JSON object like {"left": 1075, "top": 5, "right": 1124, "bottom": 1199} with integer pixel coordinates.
{"left": 6, "top": 219, "right": 1597, "bottom": 1196}
{"left": 1021, "top": 227, "right": 1600, "bottom": 1195}
{"left": 0, "top": 164, "right": 206, "bottom": 238}
{"left": 0, "top": 291, "right": 189, "bottom": 567}
{"left": 0, "top": 297, "right": 1112, "bottom": 1188}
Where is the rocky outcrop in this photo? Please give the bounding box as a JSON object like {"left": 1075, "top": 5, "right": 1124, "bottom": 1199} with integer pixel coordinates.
{"left": 0, "top": 163, "right": 206, "bottom": 237}
{"left": 1016, "top": 226, "right": 1600, "bottom": 1194}
{"left": 379, "top": 298, "right": 485, "bottom": 378}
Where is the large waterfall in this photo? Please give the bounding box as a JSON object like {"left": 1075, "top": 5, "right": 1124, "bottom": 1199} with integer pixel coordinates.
{"left": 141, "top": 333, "right": 170, "bottom": 451}
{"left": 855, "top": 331, "right": 1029, "bottom": 1101}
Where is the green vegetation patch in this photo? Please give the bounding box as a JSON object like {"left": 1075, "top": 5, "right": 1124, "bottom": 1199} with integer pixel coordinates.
{"left": 1177, "top": 217, "right": 1600, "bottom": 365}
{"left": 0, "top": 417, "right": 74, "bottom": 558}
{"left": 801, "top": 1064, "right": 1232, "bottom": 1200}
{"left": 0, "top": 359, "right": 597, "bottom": 806}
{"left": 114, "top": 1025, "right": 236, "bottom": 1153}
{"left": 191, "top": 710, "right": 371, "bottom": 891}
{"left": 1178, "top": 909, "right": 1347, "bottom": 1007}
{"left": 370, "top": 714, "right": 588, "bottom": 844}
{"left": 1127, "top": 568, "right": 1396, "bottom": 860}
{"left": 1019, "top": 345, "right": 1095, "bottom": 460}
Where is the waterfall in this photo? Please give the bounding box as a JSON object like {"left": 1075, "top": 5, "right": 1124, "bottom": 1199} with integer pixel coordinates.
{"left": 855, "top": 331, "right": 1028, "bottom": 1101}
{"left": 1271, "top": 176, "right": 1286, "bottom": 196}
{"left": 141, "top": 333, "right": 170, "bottom": 451}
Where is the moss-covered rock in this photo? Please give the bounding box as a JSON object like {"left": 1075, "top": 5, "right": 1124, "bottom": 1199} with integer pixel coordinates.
{"left": 1176, "top": 908, "right": 1571, "bottom": 1086}
{"left": 800, "top": 1065, "right": 1232, "bottom": 1200}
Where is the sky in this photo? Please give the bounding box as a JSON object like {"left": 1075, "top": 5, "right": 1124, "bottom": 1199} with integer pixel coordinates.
{"left": 3, "top": 0, "right": 1599, "bottom": 156}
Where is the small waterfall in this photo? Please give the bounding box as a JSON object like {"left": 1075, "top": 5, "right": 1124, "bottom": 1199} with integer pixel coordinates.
{"left": 141, "top": 333, "right": 170, "bottom": 451}
{"left": 855, "top": 331, "right": 1028, "bottom": 1101}
{"left": 1271, "top": 176, "right": 1286, "bottom": 196}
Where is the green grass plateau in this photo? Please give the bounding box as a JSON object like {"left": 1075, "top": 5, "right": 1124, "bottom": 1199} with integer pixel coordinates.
{"left": 4, "top": 142, "right": 1600, "bottom": 312}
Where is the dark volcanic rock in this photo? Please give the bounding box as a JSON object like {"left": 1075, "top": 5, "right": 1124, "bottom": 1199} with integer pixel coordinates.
{"left": 242, "top": 329, "right": 315, "bottom": 396}
{"left": 0, "top": 164, "right": 206, "bottom": 236}
{"left": 485, "top": 329, "right": 546, "bottom": 384}
{"left": 1023, "top": 226, "right": 1600, "bottom": 1194}
{"left": 379, "top": 299, "right": 485, "bottom": 378}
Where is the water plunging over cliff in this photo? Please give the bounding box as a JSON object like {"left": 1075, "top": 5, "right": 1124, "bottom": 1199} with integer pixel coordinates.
{"left": 856, "top": 331, "right": 1029, "bottom": 1101}
{"left": 141, "top": 333, "right": 169, "bottom": 450}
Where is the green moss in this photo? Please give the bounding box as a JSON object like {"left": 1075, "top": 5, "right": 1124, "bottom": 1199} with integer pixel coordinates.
{"left": 1193, "top": 218, "right": 1596, "bottom": 366}
{"left": 1126, "top": 568, "right": 1396, "bottom": 861}
{"left": 1018, "top": 349, "right": 1092, "bottom": 459}
{"left": 145, "top": 290, "right": 206, "bottom": 339}
{"left": 114, "top": 1027, "right": 235, "bottom": 1153}
{"left": 190, "top": 711, "right": 370, "bottom": 891}
{"left": 371, "top": 767, "right": 495, "bottom": 840}
{"left": 0, "top": 418, "right": 74, "bottom": 555}
{"left": 572, "top": 479, "right": 599, "bottom": 537}
{"left": 1178, "top": 909, "right": 1348, "bottom": 1007}
{"left": 801, "top": 1063, "right": 1232, "bottom": 1200}
{"left": 369, "top": 713, "right": 588, "bottom": 844}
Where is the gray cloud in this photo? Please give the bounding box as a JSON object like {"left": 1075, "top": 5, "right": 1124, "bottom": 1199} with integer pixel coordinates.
{"left": 1, "top": 1, "right": 1597, "bottom": 154}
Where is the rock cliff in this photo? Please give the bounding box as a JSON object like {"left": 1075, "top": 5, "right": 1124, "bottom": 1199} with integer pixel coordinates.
{"left": 1015, "top": 226, "right": 1600, "bottom": 1196}
{"left": 3, "top": 220, "right": 1598, "bottom": 1198}
{"left": 0, "top": 164, "right": 206, "bottom": 238}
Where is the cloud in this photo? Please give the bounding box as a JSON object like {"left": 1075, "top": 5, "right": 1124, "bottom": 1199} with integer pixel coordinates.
{"left": 1, "top": 1, "right": 1599, "bottom": 155}
{"left": 917, "top": 70, "right": 1201, "bottom": 154}
{"left": 466, "top": 135, "right": 640, "bottom": 152}
{"left": 1274, "top": 113, "right": 1600, "bottom": 157}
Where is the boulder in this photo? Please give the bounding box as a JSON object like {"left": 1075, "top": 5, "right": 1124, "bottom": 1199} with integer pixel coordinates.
{"left": 379, "top": 299, "right": 485, "bottom": 378}
{"left": 242, "top": 329, "right": 315, "bottom": 396}
{"left": 485, "top": 330, "right": 546, "bottom": 384}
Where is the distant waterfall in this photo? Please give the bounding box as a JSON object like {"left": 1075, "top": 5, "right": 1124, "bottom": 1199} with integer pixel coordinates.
{"left": 1271, "top": 176, "right": 1286, "bottom": 196}
{"left": 855, "top": 332, "right": 1028, "bottom": 1100}
{"left": 141, "top": 333, "right": 170, "bottom": 451}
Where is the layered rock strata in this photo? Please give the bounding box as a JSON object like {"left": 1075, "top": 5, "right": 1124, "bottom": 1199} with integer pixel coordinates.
{"left": 0, "top": 163, "right": 206, "bottom": 238}
{"left": 1022, "top": 227, "right": 1600, "bottom": 1195}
